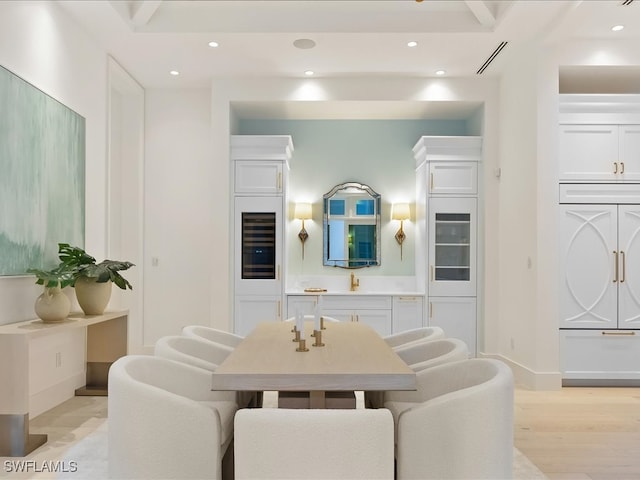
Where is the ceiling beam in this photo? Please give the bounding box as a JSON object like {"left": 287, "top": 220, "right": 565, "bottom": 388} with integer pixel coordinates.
{"left": 130, "top": 0, "right": 162, "bottom": 27}
{"left": 464, "top": 1, "right": 496, "bottom": 28}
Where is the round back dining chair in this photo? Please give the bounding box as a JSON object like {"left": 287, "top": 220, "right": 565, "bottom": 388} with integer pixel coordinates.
{"left": 394, "top": 337, "right": 469, "bottom": 372}
{"left": 182, "top": 325, "right": 244, "bottom": 348}
{"left": 383, "top": 326, "right": 445, "bottom": 349}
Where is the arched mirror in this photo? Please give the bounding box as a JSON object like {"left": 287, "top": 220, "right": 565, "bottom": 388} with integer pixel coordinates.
{"left": 323, "top": 182, "right": 381, "bottom": 268}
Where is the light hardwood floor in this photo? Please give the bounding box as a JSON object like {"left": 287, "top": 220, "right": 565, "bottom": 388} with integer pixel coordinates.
{"left": 514, "top": 386, "right": 640, "bottom": 480}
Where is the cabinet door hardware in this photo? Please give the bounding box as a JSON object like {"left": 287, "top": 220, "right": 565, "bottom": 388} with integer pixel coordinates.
{"left": 277, "top": 171, "right": 282, "bottom": 190}
{"left": 613, "top": 250, "right": 619, "bottom": 283}
{"left": 620, "top": 251, "right": 626, "bottom": 283}
{"left": 430, "top": 172, "right": 434, "bottom": 191}
{"left": 429, "top": 302, "right": 433, "bottom": 319}
{"left": 277, "top": 265, "right": 280, "bottom": 280}
{"left": 277, "top": 301, "right": 281, "bottom": 319}
{"left": 601, "top": 331, "right": 635, "bottom": 336}
{"left": 430, "top": 265, "right": 434, "bottom": 282}
{"left": 621, "top": 162, "right": 625, "bottom": 174}
{"left": 614, "top": 162, "right": 618, "bottom": 174}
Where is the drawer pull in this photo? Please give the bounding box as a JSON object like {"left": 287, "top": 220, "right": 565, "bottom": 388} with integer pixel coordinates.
{"left": 601, "top": 331, "right": 635, "bottom": 336}
{"left": 621, "top": 251, "right": 626, "bottom": 283}
{"left": 621, "top": 162, "right": 625, "bottom": 174}
{"left": 614, "top": 162, "right": 618, "bottom": 174}
{"left": 613, "top": 251, "right": 619, "bottom": 283}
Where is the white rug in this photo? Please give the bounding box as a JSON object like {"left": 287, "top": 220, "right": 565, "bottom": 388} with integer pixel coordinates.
{"left": 57, "top": 422, "right": 547, "bottom": 479}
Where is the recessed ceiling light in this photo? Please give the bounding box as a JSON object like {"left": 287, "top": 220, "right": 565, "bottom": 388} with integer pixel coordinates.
{"left": 407, "top": 41, "right": 418, "bottom": 48}
{"left": 208, "top": 41, "right": 219, "bottom": 48}
{"left": 435, "top": 70, "right": 446, "bottom": 76}
{"left": 611, "top": 25, "right": 624, "bottom": 32}
{"left": 293, "top": 39, "right": 316, "bottom": 49}
{"left": 304, "top": 70, "right": 314, "bottom": 76}
{"left": 169, "top": 70, "right": 180, "bottom": 76}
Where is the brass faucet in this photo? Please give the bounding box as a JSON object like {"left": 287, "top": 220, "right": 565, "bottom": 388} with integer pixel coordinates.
{"left": 350, "top": 272, "right": 360, "bottom": 292}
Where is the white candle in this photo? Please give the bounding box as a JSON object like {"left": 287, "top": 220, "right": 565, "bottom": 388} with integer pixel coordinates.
{"left": 296, "top": 311, "right": 304, "bottom": 339}
{"left": 314, "top": 303, "right": 320, "bottom": 331}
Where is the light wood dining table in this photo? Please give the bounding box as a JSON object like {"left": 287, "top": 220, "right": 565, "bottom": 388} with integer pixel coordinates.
{"left": 211, "top": 320, "right": 416, "bottom": 408}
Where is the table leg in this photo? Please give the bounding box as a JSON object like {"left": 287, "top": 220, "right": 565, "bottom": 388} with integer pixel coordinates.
{"left": 309, "top": 391, "right": 326, "bottom": 408}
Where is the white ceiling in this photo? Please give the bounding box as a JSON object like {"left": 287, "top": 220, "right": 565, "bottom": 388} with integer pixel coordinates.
{"left": 57, "top": 0, "right": 640, "bottom": 118}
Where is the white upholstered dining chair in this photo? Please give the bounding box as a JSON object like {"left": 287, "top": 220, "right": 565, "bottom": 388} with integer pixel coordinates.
{"left": 384, "top": 358, "right": 514, "bottom": 480}
{"left": 108, "top": 355, "right": 238, "bottom": 479}
{"left": 154, "top": 335, "right": 233, "bottom": 371}
{"left": 155, "top": 334, "right": 256, "bottom": 407}
{"left": 383, "top": 326, "right": 445, "bottom": 349}
{"left": 234, "top": 408, "right": 395, "bottom": 479}
{"left": 393, "top": 337, "right": 469, "bottom": 371}
{"left": 181, "top": 325, "right": 244, "bottom": 348}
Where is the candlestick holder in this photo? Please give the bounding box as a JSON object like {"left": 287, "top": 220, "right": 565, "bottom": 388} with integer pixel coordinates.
{"left": 291, "top": 324, "right": 297, "bottom": 333}
{"left": 321, "top": 316, "right": 326, "bottom": 330}
{"left": 312, "top": 330, "right": 325, "bottom": 347}
{"left": 296, "top": 338, "right": 309, "bottom": 352}
{"left": 292, "top": 330, "right": 300, "bottom": 342}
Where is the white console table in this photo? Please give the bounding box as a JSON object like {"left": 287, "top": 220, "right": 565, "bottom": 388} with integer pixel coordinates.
{"left": 0, "top": 310, "right": 128, "bottom": 456}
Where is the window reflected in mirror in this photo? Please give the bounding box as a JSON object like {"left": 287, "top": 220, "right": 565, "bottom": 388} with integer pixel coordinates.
{"left": 323, "top": 182, "right": 381, "bottom": 268}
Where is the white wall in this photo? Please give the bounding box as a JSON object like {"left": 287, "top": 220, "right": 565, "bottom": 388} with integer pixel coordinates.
{"left": 143, "top": 89, "right": 216, "bottom": 347}
{"left": 0, "top": 1, "right": 108, "bottom": 326}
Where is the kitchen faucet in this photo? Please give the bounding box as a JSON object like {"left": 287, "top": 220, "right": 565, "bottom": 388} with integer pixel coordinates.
{"left": 350, "top": 272, "right": 360, "bottom": 292}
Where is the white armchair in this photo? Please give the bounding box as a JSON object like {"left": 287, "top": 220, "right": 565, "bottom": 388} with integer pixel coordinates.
{"left": 107, "top": 355, "right": 238, "bottom": 479}
{"left": 154, "top": 335, "right": 233, "bottom": 371}
{"left": 385, "top": 358, "right": 514, "bottom": 480}
{"left": 393, "top": 337, "right": 469, "bottom": 371}
{"left": 234, "top": 408, "right": 395, "bottom": 479}
{"left": 182, "top": 325, "right": 244, "bottom": 348}
{"left": 383, "top": 326, "right": 445, "bottom": 349}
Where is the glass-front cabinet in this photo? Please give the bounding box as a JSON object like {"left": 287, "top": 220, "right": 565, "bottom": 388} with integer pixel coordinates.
{"left": 428, "top": 197, "right": 477, "bottom": 297}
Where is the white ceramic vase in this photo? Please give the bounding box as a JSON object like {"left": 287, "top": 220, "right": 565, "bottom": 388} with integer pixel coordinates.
{"left": 75, "top": 277, "right": 112, "bottom": 315}
{"left": 34, "top": 286, "right": 71, "bottom": 323}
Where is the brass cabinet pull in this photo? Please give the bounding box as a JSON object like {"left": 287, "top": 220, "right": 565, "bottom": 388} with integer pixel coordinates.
{"left": 602, "top": 331, "right": 635, "bottom": 336}
{"left": 613, "top": 251, "right": 619, "bottom": 283}
{"left": 429, "top": 302, "right": 433, "bottom": 319}
{"left": 277, "top": 171, "right": 282, "bottom": 190}
{"left": 621, "top": 251, "right": 626, "bottom": 283}
{"left": 621, "top": 162, "right": 625, "bottom": 174}
{"left": 277, "top": 265, "right": 280, "bottom": 280}
{"left": 614, "top": 162, "right": 618, "bottom": 174}
{"left": 430, "top": 265, "right": 434, "bottom": 282}
{"left": 277, "top": 300, "right": 281, "bottom": 319}
{"left": 430, "top": 172, "right": 434, "bottom": 191}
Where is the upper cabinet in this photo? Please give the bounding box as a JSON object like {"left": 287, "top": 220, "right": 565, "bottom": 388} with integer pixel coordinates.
{"left": 559, "top": 124, "right": 640, "bottom": 182}
{"left": 231, "top": 135, "right": 294, "bottom": 194}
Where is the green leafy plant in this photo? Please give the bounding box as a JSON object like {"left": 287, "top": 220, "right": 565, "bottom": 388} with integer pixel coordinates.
{"left": 27, "top": 264, "right": 76, "bottom": 289}
{"left": 57, "top": 243, "right": 135, "bottom": 290}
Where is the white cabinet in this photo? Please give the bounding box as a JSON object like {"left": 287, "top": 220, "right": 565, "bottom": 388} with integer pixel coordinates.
{"left": 234, "top": 161, "right": 284, "bottom": 194}
{"left": 321, "top": 295, "right": 392, "bottom": 336}
{"left": 429, "top": 162, "right": 477, "bottom": 195}
{"left": 414, "top": 136, "right": 482, "bottom": 357}
{"left": 232, "top": 136, "right": 292, "bottom": 335}
{"left": 559, "top": 124, "right": 640, "bottom": 182}
{"left": 234, "top": 296, "right": 282, "bottom": 337}
{"left": 560, "top": 204, "right": 640, "bottom": 330}
{"left": 560, "top": 330, "right": 640, "bottom": 382}
{"left": 428, "top": 197, "right": 477, "bottom": 297}
{"left": 286, "top": 295, "right": 317, "bottom": 318}
{"left": 428, "top": 297, "right": 476, "bottom": 356}
{"left": 392, "top": 296, "right": 424, "bottom": 333}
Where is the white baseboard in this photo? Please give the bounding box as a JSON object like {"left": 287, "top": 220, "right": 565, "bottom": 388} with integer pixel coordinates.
{"left": 30, "top": 372, "right": 85, "bottom": 418}
{"left": 480, "top": 352, "right": 562, "bottom": 390}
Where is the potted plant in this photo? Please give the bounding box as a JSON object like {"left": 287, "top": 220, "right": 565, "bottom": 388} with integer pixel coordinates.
{"left": 57, "top": 243, "right": 135, "bottom": 315}
{"left": 27, "top": 264, "right": 75, "bottom": 323}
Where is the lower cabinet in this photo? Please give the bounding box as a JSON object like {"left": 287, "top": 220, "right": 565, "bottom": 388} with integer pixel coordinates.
{"left": 392, "top": 296, "right": 424, "bottom": 333}
{"left": 234, "top": 296, "right": 282, "bottom": 337}
{"left": 286, "top": 294, "right": 425, "bottom": 337}
{"left": 560, "top": 329, "right": 640, "bottom": 384}
{"left": 428, "top": 297, "right": 476, "bottom": 356}
{"left": 322, "top": 295, "right": 392, "bottom": 336}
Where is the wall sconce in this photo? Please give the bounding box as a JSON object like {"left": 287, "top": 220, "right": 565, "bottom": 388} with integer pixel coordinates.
{"left": 392, "top": 203, "right": 411, "bottom": 260}
{"left": 294, "top": 203, "right": 312, "bottom": 259}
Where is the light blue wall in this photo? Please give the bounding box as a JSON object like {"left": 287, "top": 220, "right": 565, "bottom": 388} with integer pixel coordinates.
{"left": 238, "top": 119, "right": 469, "bottom": 276}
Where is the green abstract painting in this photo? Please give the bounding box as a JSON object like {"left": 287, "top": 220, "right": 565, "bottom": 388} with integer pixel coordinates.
{"left": 0, "top": 65, "right": 85, "bottom": 275}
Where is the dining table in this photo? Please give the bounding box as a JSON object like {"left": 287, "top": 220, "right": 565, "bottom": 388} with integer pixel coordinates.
{"left": 211, "top": 320, "right": 416, "bottom": 408}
